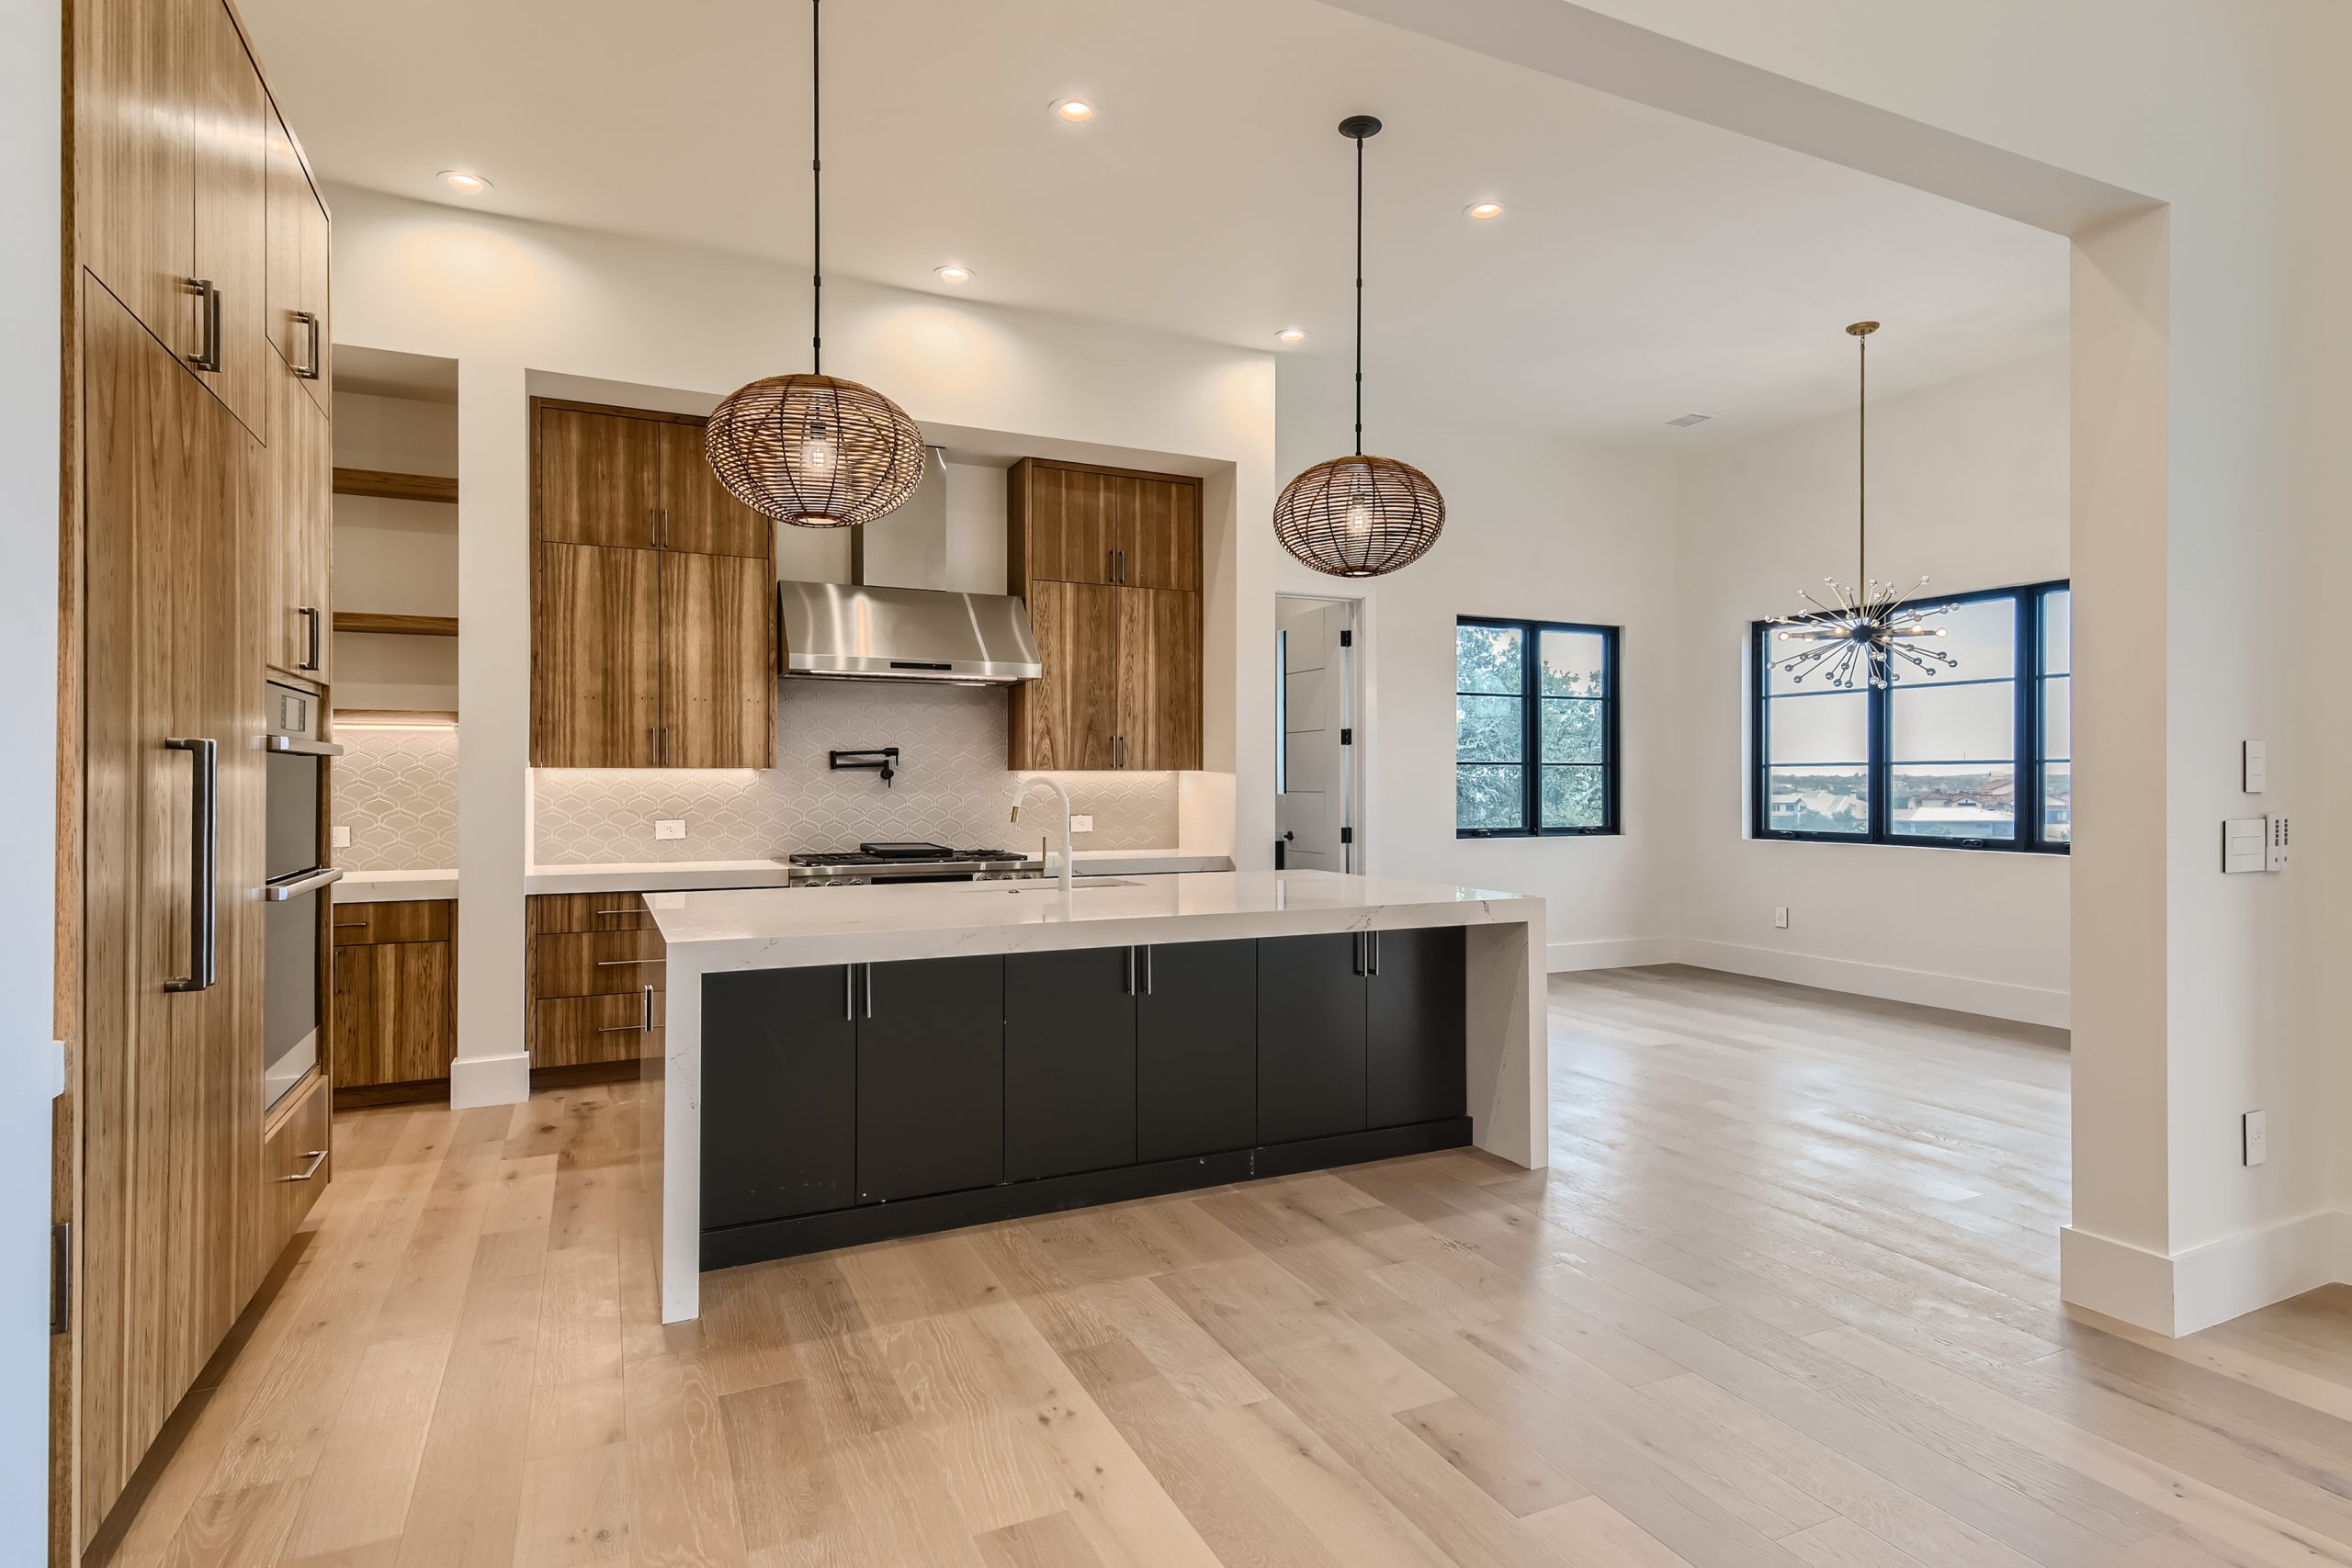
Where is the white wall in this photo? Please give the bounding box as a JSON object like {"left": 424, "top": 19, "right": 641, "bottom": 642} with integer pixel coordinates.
{"left": 1331, "top": 0, "right": 2348, "bottom": 1333}
{"left": 332, "top": 391, "right": 460, "bottom": 713}
{"left": 1275, "top": 381, "right": 1679, "bottom": 969}
{"left": 325, "top": 187, "right": 1278, "bottom": 1106}
{"left": 4, "top": 0, "right": 61, "bottom": 1550}
{"left": 1671, "top": 349, "right": 2070, "bottom": 1025}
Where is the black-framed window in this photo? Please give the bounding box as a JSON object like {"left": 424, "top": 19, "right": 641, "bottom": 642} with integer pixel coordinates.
{"left": 1455, "top": 618, "right": 1620, "bottom": 838}
{"left": 1752, "top": 580, "right": 2069, "bottom": 852}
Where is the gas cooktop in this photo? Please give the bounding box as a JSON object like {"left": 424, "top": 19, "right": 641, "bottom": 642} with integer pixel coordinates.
{"left": 785, "top": 842, "right": 1035, "bottom": 883}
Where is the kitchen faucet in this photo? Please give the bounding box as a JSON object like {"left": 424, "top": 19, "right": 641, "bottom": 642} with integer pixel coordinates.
{"left": 1009, "top": 775, "right": 1075, "bottom": 895}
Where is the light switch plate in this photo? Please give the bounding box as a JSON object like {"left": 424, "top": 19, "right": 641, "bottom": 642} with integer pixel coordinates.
{"left": 2243, "top": 1110, "right": 2268, "bottom": 1166}
{"left": 331, "top": 825, "right": 352, "bottom": 850}
{"left": 2222, "top": 818, "right": 2265, "bottom": 874}
{"left": 2267, "top": 814, "right": 2290, "bottom": 872}
{"left": 1070, "top": 814, "right": 1095, "bottom": 833}
{"left": 2243, "top": 739, "right": 2267, "bottom": 793}
{"left": 653, "top": 818, "right": 687, "bottom": 841}
{"left": 1773, "top": 907, "right": 1790, "bottom": 930}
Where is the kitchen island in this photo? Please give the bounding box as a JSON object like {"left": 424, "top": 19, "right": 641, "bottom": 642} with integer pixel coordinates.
{"left": 641, "top": 869, "right": 1546, "bottom": 1322}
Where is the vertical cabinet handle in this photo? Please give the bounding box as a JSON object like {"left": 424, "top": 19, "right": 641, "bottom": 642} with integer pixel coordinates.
{"left": 641, "top": 983, "right": 656, "bottom": 1033}
{"left": 293, "top": 310, "right": 322, "bottom": 379}
{"left": 1145, "top": 944, "right": 1153, "bottom": 996}
{"left": 864, "top": 963, "right": 874, "bottom": 1020}
{"left": 1125, "top": 946, "right": 1136, "bottom": 997}
{"left": 843, "top": 964, "right": 855, "bottom": 1021}
{"left": 1369, "top": 931, "right": 1381, "bottom": 976}
{"left": 186, "top": 278, "right": 220, "bottom": 372}
{"left": 164, "top": 738, "right": 219, "bottom": 993}
{"left": 298, "top": 606, "right": 322, "bottom": 671}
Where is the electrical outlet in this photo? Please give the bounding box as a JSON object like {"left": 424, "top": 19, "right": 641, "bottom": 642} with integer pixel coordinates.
{"left": 1070, "top": 814, "right": 1095, "bottom": 833}
{"left": 653, "top": 818, "right": 687, "bottom": 841}
{"left": 1773, "top": 907, "right": 1790, "bottom": 930}
{"left": 2243, "top": 1110, "right": 2268, "bottom": 1166}
{"left": 331, "top": 825, "right": 352, "bottom": 850}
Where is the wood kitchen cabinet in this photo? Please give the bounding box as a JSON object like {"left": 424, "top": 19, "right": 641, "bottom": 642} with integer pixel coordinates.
{"left": 1008, "top": 457, "right": 1204, "bottom": 770}
{"left": 856, "top": 956, "right": 1005, "bottom": 1203}
{"left": 1006, "top": 948, "right": 1138, "bottom": 1181}
{"left": 266, "top": 359, "right": 333, "bottom": 679}
{"left": 331, "top": 900, "right": 455, "bottom": 1095}
{"left": 1136, "top": 939, "right": 1258, "bottom": 1162}
{"left": 263, "top": 95, "right": 332, "bottom": 410}
{"left": 526, "top": 893, "right": 665, "bottom": 1070}
{"left": 78, "top": 0, "right": 277, "bottom": 434}
{"left": 531, "top": 399, "right": 775, "bottom": 767}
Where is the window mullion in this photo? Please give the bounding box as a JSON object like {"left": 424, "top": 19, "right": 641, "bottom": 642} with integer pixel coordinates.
{"left": 1523, "top": 629, "right": 1541, "bottom": 833}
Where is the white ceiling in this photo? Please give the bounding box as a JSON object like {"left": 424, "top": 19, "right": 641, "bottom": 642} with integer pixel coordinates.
{"left": 240, "top": 0, "right": 2066, "bottom": 446}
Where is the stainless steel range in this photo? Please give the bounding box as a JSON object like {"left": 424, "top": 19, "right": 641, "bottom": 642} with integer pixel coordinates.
{"left": 785, "top": 841, "right": 1043, "bottom": 886}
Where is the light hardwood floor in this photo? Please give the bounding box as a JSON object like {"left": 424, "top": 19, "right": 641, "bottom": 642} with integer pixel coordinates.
{"left": 92, "top": 965, "right": 2352, "bottom": 1567}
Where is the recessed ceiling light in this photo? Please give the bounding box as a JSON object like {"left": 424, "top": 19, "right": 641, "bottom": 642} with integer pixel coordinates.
{"left": 1275, "top": 328, "right": 1307, "bottom": 345}
{"left": 934, "top": 265, "right": 975, "bottom": 285}
{"left": 1050, "top": 97, "right": 1096, "bottom": 124}
{"left": 1464, "top": 200, "right": 1505, "bottom": 221}
{"left": 439, "top": 170, "right": 492, "bottom": 195}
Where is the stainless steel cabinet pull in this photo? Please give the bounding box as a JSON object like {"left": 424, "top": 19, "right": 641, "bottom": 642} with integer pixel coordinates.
{"left": 164, "top": 738, "right": 218, "bottom": 993}
{"left": 1369, "top": 931, "right": 1381, "bottom": 976}
{"left": 844, "top": 964, "right": 855, "bottom": 1021}
{"left": 1125, "top": 946, "right": 1136, "bottom": 996}
{"left": 864, "top": 963, "right": 874, "bottom": 1019}
{"left": 187, "top": 278, "right": 220, "bottom": 372}
{"left": 293, "top": 310, "right": 322, "bottom": 379}
{"left": 595, "top": 1022, "right": 641, "bottom": 1034}
{"left": 642, "top": 983, "right": 656, "bottom": 1032}
{"left": 1145, "top": 944, "right": 1154, "bottom": 996}
{"left": 298, "top": 605, "right": 322, "bottom": 671}
{"left": 282, "top": 1149, "right": 328, "bottom": 1183}
{"left": 594, "top": 957, "right": 662, "bottom": 967}
{"left": 593, "top": 907, "right": 639, "bottom": 917}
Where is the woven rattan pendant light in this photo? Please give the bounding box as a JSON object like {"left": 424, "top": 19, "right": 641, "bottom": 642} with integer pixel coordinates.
{"left": 707, "top": 0, "right": 924, "bottom": 529}
{"left": 1272, "top": 115, "right": 1445, "bottom": 578}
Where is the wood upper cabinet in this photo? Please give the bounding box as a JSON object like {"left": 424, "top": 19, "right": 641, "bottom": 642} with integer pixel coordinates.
{"left": 662, "top": 550, "right": 775, "bottom": 768}
{"left": 531, "top": 400, "right": 776, "bottom": 767}
{"left": 1117, "top": 476, "right": 1202, "bottom": 592}
{"left": 658, "top": 422, "right": 770, "bottom": 557}
{"left": 539, "top": 406, "right": 661, "bottom": 548}
{"left": 1012, "top": 580, "right": 1120, "bottom": 770}
{"left": 262, "top": 95, "right": 331, "bottom": 410}
{"left": 1118, "top": 586, "right": 1203, "bottom": 770}
{"left": 264, "top": 361, "right": 332, "bottom": 678}
{"left": 1010, "top": 461, "right": 1119, "bottom": 584}
{"left": 534, "top": 542, "right": 662, "bottom": 768}
{"left": 78, "top": 0, "right": 275, "bottom": 434}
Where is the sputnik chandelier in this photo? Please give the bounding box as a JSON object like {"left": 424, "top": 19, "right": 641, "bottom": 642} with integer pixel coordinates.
{"left": 1768, "top": 321, "right": 1955, "bottom": 689}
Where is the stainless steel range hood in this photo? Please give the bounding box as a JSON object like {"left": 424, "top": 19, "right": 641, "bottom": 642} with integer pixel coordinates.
{"left": 776, "top": 579, "right": 1042, "bottom": 684}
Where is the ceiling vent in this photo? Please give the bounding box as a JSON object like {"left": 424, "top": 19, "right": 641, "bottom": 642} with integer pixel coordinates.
{"left": 1665, "top": 412, "right": 1713, "bottom": 428}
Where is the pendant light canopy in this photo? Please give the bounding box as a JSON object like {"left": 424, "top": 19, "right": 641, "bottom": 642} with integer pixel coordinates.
{"left": 1767, "top": 322, "right": 1955, "bottom": 689}
{"left": 707, "top": 0, "right": 924, "bottom": 530}
{"left": 1272, "top": 116, "right": 1445, "bottom": 579}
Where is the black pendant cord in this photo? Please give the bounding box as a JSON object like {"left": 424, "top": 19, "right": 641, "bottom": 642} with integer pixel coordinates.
{"left": 810, "top": 0, "right": 823, "bottom": 375}
{"left": 1353, "top": 131, "right": 1364, "bottom": 457}
{"left": 1856, "top": 330, "right": 1866, "bottom": 585}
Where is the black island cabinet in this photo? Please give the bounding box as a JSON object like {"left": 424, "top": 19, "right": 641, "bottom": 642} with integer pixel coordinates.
{"left": 698, "top": 929, "right": 1470, "bottom": 1270}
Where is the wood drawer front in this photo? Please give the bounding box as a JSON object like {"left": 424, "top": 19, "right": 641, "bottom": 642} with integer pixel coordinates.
{"left": 260, "top": 1072, "right": 333, "bottom": 1267}
{"left": 532, "top": 931, "right": 667, "bottom": 999}
{"left": 528, "top": 892, "right": 651, "bottom": 935}
{"left": 533, "top": 993, "right": 660, "bottom": 1068}
{"left": 334, "top": 899, "right": 452, "bottom": 946}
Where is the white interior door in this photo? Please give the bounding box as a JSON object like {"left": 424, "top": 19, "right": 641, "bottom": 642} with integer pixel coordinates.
{"left": 1276, "top": 598, "right": 1354, "bottom": 871}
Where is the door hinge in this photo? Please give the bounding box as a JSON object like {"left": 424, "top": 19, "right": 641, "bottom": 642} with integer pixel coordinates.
{"left": 1340, "top": 826, "right": 1353, "bottom": 845}
{"left": 51, "top": 1223, "right": 69, "bottom": 1336}
{"left": 1340, "top": 728, "right": 1352, "bottom": 745}
{"left": 1339, "top": 629, "right": 1352, "bottom": 647}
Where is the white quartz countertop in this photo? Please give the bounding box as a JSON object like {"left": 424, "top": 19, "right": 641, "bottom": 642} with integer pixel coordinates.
{"left": 649, "top": 870, "right": 1541, "bottom": 970}
{"left": 334, "top": 869, "right": 458, "bottom": 903}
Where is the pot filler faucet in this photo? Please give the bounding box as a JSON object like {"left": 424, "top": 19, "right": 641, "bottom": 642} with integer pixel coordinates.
{"left": 1009, "top": 775, "right": 1075, "bottom": 896}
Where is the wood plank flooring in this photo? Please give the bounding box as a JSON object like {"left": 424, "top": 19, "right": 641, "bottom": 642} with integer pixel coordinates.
{"left": 91, "top": 965, "right": 2352, "bottom": 1567}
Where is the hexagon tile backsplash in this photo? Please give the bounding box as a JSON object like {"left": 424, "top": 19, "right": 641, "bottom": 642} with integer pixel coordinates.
{"left": 535, "top": 682, "right": 1182, "bottom": 864}
{"left": 334, "top": 726, "right": 459, "bottom": 872}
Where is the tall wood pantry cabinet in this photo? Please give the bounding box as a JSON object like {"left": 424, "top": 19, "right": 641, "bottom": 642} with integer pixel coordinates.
{"left": 65, "top": 0, "right": 338, "bottom": 1550}
{"left": 1005, "top": 458, "right": 1204, "bottom": 771}
{"left": 530, "top": 400, "right": 777, "bottom": 768}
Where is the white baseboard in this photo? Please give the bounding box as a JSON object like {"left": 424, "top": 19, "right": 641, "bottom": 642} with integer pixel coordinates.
{"left": 2062, "top": 1210, "right": 2352, "bottom": 1336}
{"left": 1670, "top": 938, "right": 2070, "bottom": 1029}
{"left": 449, "top": 1050, "right": 532, "bottom": 1110}
{"left": 1547, "top": 937, "right": 1678, "bottom": 973}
